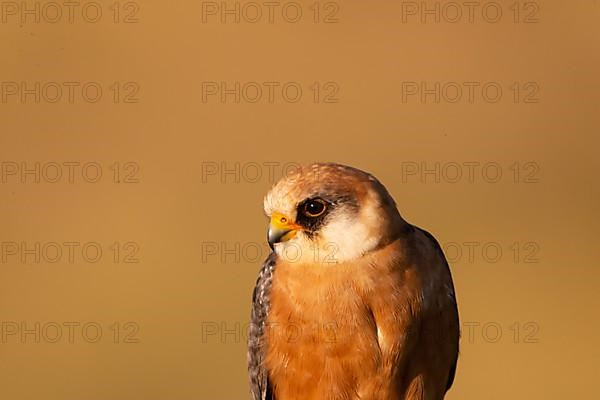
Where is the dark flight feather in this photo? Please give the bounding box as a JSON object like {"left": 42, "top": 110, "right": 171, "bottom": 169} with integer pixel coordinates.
{"left": 248, "top": 253, "right": 277, "bottom": 400}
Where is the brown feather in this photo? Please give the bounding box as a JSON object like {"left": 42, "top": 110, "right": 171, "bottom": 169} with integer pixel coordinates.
{"left": 264, "top": 227, "right": 458, "bottom": 399}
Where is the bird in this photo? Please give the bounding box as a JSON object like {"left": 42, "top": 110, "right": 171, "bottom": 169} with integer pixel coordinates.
{"left": 247, "top": 162, "right": 459, "bottom": 400}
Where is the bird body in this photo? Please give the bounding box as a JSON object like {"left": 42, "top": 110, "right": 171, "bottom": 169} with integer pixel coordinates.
{"left": 248, "top": 163, "right": 459, "bottom": 400}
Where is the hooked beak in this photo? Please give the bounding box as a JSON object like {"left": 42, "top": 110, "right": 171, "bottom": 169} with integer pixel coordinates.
{"left": 268, "top": 212, "right": 302, "bottom": 249}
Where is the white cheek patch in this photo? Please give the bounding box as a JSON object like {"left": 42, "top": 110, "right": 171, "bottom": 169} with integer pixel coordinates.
{"left": 318, "top": 216, "right": 379, "bottom": 263}
{"left": 273, "top": 219, "right": 374, "bottom": 265}
{"left": 274, "top": 198, "right": 384, "bottom": 265}
{"left": 273, "top": 231, "right": 344, "bottom": 265}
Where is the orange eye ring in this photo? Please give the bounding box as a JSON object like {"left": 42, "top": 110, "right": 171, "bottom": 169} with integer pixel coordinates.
{"left": 303, "top": 198, "right": 327, "bottom": 218}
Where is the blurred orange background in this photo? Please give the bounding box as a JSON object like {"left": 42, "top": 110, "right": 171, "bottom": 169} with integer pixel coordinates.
{"left": 1, "top": 1, "right": 598, "bottom": 399}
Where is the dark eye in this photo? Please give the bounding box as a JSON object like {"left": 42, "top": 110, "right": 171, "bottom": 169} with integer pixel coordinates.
{"left": 303, "top": 198, "right": 327, "bottom": 218}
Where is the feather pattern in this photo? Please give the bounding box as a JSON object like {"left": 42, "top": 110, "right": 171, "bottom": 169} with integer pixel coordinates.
{"left": 248, "top": 253, "right": 277, "bottom": 400}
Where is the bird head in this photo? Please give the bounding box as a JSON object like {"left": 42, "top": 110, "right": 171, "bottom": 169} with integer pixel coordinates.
{"left": 263, "top": 163, "right": 406, "bottom": 265}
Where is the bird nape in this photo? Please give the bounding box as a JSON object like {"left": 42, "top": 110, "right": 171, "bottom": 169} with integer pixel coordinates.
{"left": 248, "top": 162, "right": 459, "bottom": 400}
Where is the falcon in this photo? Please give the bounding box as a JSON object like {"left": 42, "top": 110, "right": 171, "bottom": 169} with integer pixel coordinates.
{"left": 248, "top": 163, "right": 459, "bottom": 400}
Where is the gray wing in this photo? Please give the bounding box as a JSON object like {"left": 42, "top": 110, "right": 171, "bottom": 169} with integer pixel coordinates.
{"left": 247, "top": 252, "right": 277, "bottom": 400}
{"left": 413, "top": 226, "right": 460, "bottom": 393}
